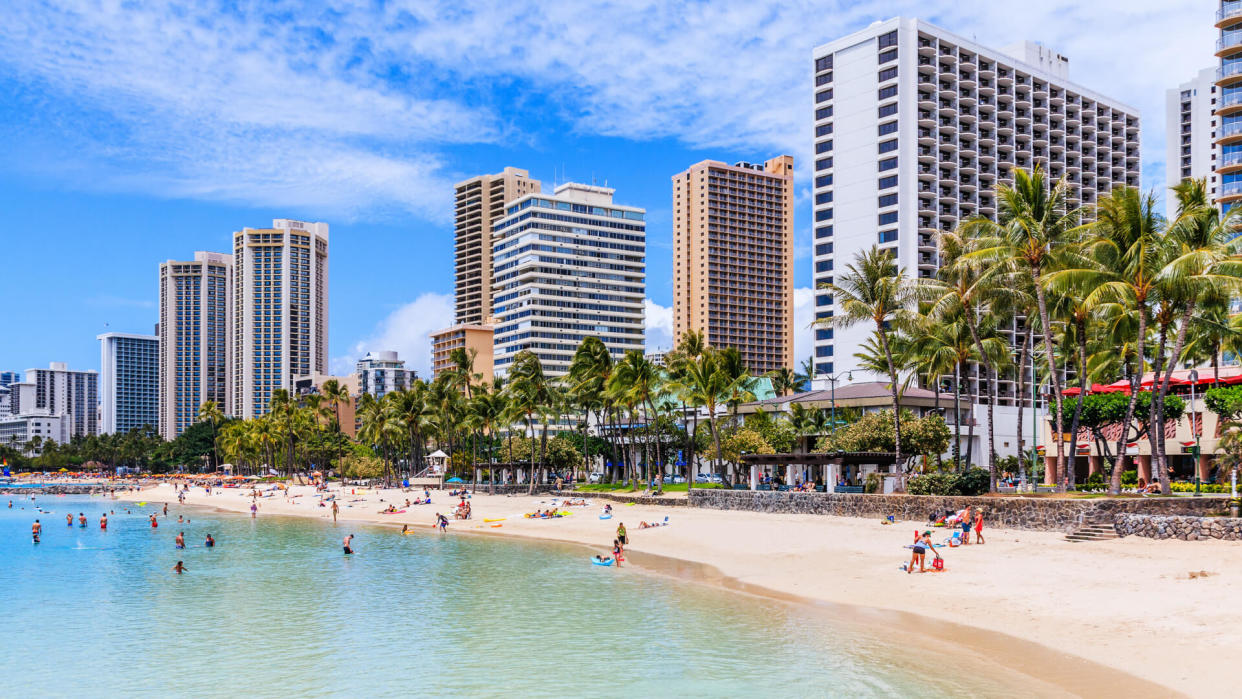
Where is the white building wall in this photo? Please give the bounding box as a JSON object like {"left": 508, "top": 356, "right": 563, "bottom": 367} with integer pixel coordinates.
{"left": 1165, "top": 67, "right": 1217, "bottom": 206}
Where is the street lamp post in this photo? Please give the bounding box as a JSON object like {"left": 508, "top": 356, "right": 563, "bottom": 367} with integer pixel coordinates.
{"left": 1190, "top": 370, "right": 1201, "bottom": 497}
{"left": 824, "top": 371, "right": 854, "bottom": 434}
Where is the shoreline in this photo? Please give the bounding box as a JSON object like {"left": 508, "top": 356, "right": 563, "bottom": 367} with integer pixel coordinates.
{"left": 122, "top": 484, "right": 1225, "bottom": 696}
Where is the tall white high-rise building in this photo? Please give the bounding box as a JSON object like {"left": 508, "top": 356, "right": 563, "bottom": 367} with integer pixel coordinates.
{"left": 811, "top": 17, "right": 1140, "bottom": 405}
{"left": 98, "top": 332, "right": 159, "bottom": 435}
{"left": 159, "top": 251, "right": 233, "bottom": 440}
{"left": 14, "top": 362, "right": 98, "bottom": 441}
{"left": 1165, "top": 68, "right": 1217, "bottom": 202}
{"left": 491, "top": 183, "right": 646, "bottom": 377}
{"left": 232, "top": 219, "right": 329, "bottom": 418}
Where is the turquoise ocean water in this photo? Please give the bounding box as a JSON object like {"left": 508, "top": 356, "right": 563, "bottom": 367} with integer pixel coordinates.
{"left": 0, "top": 495, "right": 1016, "bottom": 697}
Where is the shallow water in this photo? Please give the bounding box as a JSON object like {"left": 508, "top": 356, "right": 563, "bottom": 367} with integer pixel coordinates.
{"left": 0, "top": 495, "right": 1022, "bottom": 697}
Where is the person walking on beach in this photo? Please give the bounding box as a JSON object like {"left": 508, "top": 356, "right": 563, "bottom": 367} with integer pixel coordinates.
{"left": 436, "top": 513, "right": 449, "bottom": 532}
{"left": 172, "top": 561, "right": 186, "bottom": 574}
{"left": 175, "top": 532, "right": 185, "bottom": 549}
{"left": 616, "top": 522, "right": 628, "bottom": 546}
{"left": 343, "top": 534, "right": 355, "bottom": 555}
{"left": 32, "top": 519, "right": 41, "bottom": 544}
{"left": 332, "top": 501, "right": 339, "bottom": 523}
{"left": 974, "top": 509, "right": 985, "bottom": 545}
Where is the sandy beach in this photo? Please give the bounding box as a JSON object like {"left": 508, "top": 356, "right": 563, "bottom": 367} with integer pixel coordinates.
{"left": 121, "top": 483, "right": 1238, "bottom": 697}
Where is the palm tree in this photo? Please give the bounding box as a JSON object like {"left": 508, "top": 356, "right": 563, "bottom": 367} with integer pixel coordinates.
{"left": 768, "top": 366, "right": 800, "bottom": 397}
{"left": 470, "top": 387, "right": 506, "bottom": 493}
{"left": 669, "top": 349, "right": 731, "bottom": 483}
{"left": 506, "top": 351, "right": 551, "bottom": 494}
{"left": 197, "top": 400, "right": 225, "bottom": 471}
{"left": 320, "top": 378, "right": 351, "bottom": 479}
{"left": 610, "top": 351, "right": 663, "bottom": 487}
{"left": 966, "top": 166, "right": 1082, "bottom": 489}
{"left": 568, "top": 336, "right": 616, "bottom": 481}
{"left": 819, "top": 245, "right": 915, "bottom": 470}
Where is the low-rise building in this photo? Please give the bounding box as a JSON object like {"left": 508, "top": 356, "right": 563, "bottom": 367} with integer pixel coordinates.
{"left": 356, "top": 351, "right": 415, "bottom": 399}
{"left": 430, "top": 323, "right": 494, "bottom": 384}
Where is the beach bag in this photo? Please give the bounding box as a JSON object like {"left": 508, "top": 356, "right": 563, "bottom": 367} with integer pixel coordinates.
{"left": 931, "top": 557, "right": 945, "bottom": 571}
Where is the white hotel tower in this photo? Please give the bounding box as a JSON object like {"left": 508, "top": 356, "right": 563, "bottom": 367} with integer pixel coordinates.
{"left": 490, "top": 183, "right": 646, "bottom": 377}
{"left": 232, "top": 219, "right": 329, "bottom": 419}
{"left": 811, "top": 17, "right": 1141, "bottom": 406}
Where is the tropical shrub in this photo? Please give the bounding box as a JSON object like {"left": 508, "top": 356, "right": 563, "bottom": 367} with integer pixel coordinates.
{"left": 1120, "top": 469, "right": 1138, "bottom": 486}
{"left": 906, "top": 468, "right": 990, "bottom": 496}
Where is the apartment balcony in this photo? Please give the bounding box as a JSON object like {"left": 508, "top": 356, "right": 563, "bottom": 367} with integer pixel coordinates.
{"left": 1217, "top": 120, "right": 1242, "bottom": 146}
{"left": 1219, "top": 152, "right": 1242, "bottom": 176}
{"left": 1219, "top": 30, "right": 1242, "bottom": 57}
{"left": 1220, "top": 91, "right": 1242, "bottom": 117}
{"left": 1220, "top": 180, "right": 1242, "bottom": 205}
{"left": 918, "top": 39, "right": 937, "bottom": 56}
{"left": 1218, "top": 3, "right": 1242, "bottom": 27}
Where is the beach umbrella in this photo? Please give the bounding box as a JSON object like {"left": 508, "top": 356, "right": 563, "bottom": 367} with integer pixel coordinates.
{"left": 446, "top": 477, "right": 464, "bottom": 483}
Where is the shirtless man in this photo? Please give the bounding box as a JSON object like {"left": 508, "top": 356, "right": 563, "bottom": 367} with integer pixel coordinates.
{"left": 175, "top": 532, "right": 185, "bottom": 549}
{"left": 100, "top": 513, "right": 108, "bottom": 530}
{"left": 32, "top": 519, "right": 41, "bottom": 543}
{"left": 343, "top": 534, "right": 355, "bottom": 555}
{"left": 66, "top": 513, "right": 73, "bottom": 527}
{"left": 78, "top": 512, "right": 87, "bottom": 528}
{"left": 332, "top": 501, "right": 339, "bottom": 522}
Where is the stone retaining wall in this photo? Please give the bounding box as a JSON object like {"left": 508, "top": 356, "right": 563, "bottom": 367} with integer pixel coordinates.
{"left": 552, "top": 490, "right": 689, "bottom": 507}
{"left": 1114, "top": 514, "right": 1242, "bottom": 540}
{"left": 688, "top": 490, "right": 1225, "bottom": 532}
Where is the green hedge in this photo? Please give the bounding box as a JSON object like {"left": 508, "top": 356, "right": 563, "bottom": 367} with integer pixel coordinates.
{"left": 907, "top": 468, "right": 991, "bottom": 496}
{"left": 1170, "top": 482, "right": 1235, "bottom": 494}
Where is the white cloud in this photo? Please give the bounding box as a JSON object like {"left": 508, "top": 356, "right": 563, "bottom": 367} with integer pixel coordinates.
{"left": 792, "top": 286, "right": 817, "bottom": 369}
{"left": 0, "top": 1, "right": 1204, "bottom": 219}
{"left": 645, "top": 298, "right": 674, "bottom": 352}
{"left": 337, "top": 293, "right": 454, "bottom": 377}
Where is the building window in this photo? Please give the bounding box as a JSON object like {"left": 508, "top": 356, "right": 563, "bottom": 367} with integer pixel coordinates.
{"left": 878, "top": 175, "right": 898, "bottom": 189}
{"left": 878, "top": 67, "right": 898, "bottom": 82}
{"left": 816, "top": 346, "right": 834, "bottom": 357}
{"left": 816, "top": 157, "right": 834, "bottom": 171}
{"left": 815, "top": 209, "right": 834, "bottom": 222}
{"left": 815, "top": 174, "right": 833, "bottom": 188}
{"left": 815, "top": 259, "right": 834, "bottom": 273}
{"left": 815, "top": 242, "right": 833, "bottom": 255}
{"left": 816, "top": 55, "right": 833, "bottom": 72}
{"left": 879, "top": 157, "right": 898, "bottom": 171}
{"left": 816, "top": 123, "right": 834, "bottom": 137}
{"left": 878, "top": 103, "right": 898, "bottom": 118}
{"left": 878, "top": 193, "right": 898, "bottom": 207}
{"left": 879, "top": 229, "right": 899, "bottom": 243}
{"left": 816, "top": 328, "right": 834, "bottom": 341}
{"left": 878, "top": 212, "right": 898, "bottom": 225}
{"left": 878, "top": 121, "right": 898, "bottom": 136}
{"left": 816, "top": 106, "right": 833, "bottom": 120}
{"left": 879, "top": 139, "right": 898, "bottom": 154}
{"left": 816, "top": 72, "right": 833, "bottom": 86}
{"left": 815, "top": 191, "right": 834, "bottom": 204}
{"left": 878, "top": 30, "right": 898, "bottom": 49}
{"left": 878, "top": 85, "right": 898, "bottom": 100}
{"left": 815, "top": 225, "right": 834, "bottom": 239}
{"left": 879, "top": 48, "right": 898, "bottom": 64}
{"left": 816, "top": 89, "right": 833, "bottom": 103}
{"left": 816, "top": 140, "right": 834, "bottom": 154}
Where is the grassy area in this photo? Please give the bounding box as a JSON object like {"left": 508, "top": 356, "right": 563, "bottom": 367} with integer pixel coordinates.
{"left": 572, "top": 482, "right": 723, "bottom": 493}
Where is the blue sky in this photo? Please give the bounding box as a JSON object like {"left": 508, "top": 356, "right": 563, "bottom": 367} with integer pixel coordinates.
{"left": 0, "top": 0, "right": 1215, "bottom": 377}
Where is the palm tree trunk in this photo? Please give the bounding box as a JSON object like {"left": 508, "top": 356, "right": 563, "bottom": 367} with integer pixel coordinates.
{"left": 1154, "top": 300, "right": 1196, "bottom": 494}
{"left": 964, "top": 363, "right": 978, "bottom": 470}
{"left": 952, "top": 361, "right": 962, "bottom": 467}
{"left": 1067, "top": 320, "right": 1089, "bottom": 490}
{"left": 1033, "top": 275, "right": 1066, "bottom": 489}
{"left": 1110, "top": 310, "right": 1149, "bottom": 494}
{"left": 878, "top": 327, "right": 903, "bottom": 472}
{"left": 964, "top": 315, "right": 996, "bottom": 487}
{"left": 1147, "top": 320, "right": 1171, "bottom": 493}
{"left": 1016, "top": 326, "right": 1031, "bottom": 483}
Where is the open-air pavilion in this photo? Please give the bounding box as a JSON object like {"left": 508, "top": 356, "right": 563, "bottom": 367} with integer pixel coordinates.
{"left": 739, "top": 452, "right": 902, "bottom": 493}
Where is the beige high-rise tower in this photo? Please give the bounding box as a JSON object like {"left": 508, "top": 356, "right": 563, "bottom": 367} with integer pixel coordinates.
{"left": 453, "top": 167, "right": 540, "bottom": 324}
{"left": 232, "top": 219, "right": 329, "bottom": 419}
{"left": 672, "top": 156, "right": 795, "bottom": 373}
{"left": 158, "top": 251, "right": 233, "bottom": 440}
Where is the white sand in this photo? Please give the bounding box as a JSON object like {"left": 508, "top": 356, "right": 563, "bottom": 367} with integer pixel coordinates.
{"left": 123, "top": 483, "right": 1236, "bottom": 696}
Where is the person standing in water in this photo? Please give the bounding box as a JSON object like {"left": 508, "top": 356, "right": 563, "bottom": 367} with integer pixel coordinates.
{"left": 332, "top": 501, "right": 339, "bottom": 523}
{"left": 163, "top": 503, "right": 168, "bottom": 517}
{"left": 343, "top": 534, "right": 355, "bottom": 555}
{"left": 172, "top": 561, "right": 186, "bottom": 574}
{"left": 250, "top": 502, "right": 258, "bottom": 518}
{"left": 66, "top": 513, "right": 73, "bottom": 527}
{"left": 150, "top": 514, "right": 158, "bottom": 529}
{"left": 32, "top": 519, "right": 41, "bottom": 543}
{"left": 78, "top": 512, "right": 87, "bottom": 528}
{"left": 205, "top": 533, "right": 215, "bottom": 548}
{"left": 100, "top": 513, "right": 108, "bottom": 530}
{"left": 175, "top": 532, "right": 185, "bottom": 549}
